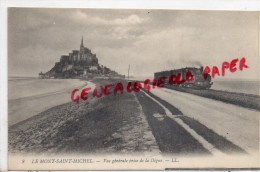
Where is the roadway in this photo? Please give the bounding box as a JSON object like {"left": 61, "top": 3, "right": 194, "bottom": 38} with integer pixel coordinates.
{"left": 134, "top": 86, "right": 259, "bottom": 155}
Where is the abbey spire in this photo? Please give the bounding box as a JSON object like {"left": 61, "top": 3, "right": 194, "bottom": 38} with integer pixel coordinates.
{"left": 80, "top": 36, "right": 84, "bottom": 48}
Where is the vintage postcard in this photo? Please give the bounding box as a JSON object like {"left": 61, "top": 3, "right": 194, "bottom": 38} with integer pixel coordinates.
{"left": 7, "top": 8, "right": 259, "bottom": 170}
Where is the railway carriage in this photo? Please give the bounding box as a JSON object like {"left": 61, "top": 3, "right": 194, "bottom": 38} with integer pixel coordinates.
{"left": 154, "top": 67, "right": 213, "bottom": 89}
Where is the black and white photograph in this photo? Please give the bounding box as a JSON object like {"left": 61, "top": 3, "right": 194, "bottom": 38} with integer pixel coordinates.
{"left": 6, "top": 7, "right": 260, "bottom": 170}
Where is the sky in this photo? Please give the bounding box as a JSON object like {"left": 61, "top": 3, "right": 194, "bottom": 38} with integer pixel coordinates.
{"left": 8, "top": 8, "right": 259, "bottom": 80}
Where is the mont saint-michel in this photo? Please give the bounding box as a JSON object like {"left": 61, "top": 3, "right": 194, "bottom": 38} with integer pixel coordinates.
{"left": 39, "top": 37, "right": 124, "bottom": 79}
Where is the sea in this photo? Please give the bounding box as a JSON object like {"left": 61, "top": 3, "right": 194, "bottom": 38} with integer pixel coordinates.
{"left": 8, "top": 77, "right": 93, "bottom": 126}
{"left": 8, "top": 76, "right": 87, "bottom": 100}
{"left": 211, "top": 79, "right": 259, "bottom": 95}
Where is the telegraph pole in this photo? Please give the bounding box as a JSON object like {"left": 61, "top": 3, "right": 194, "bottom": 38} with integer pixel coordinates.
{"left": 128, "top": 64, "right": 130, "bottom": 81}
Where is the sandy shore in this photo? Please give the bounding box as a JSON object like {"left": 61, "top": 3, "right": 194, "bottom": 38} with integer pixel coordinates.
{"left": 8, "top": 79, "right": 95, "bottom": 126}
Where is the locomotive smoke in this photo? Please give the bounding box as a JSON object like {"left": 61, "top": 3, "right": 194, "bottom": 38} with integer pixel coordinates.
{"left": 191, "top": 60, "right": 203, "bottom": 67}
{"left": 180, "top": 58, "right": 203, "bottom": 68}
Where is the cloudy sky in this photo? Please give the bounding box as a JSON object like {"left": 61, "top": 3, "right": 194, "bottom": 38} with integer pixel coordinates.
{"left": 8, "top": 8, "right": 258, "bottom": 79}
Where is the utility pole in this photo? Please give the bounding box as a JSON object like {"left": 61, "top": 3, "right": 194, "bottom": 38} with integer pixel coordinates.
{"left": 128, "top": 64, "right": 130, "bottom": 81}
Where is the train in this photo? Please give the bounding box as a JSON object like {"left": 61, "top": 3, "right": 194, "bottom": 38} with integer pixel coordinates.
{"left": 154, "top": 67, "right": 213, "bottom": 89}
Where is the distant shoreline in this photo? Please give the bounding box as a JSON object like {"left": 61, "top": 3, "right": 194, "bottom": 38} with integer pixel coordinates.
{"left": 8, "top": 75, "right": 259, "bottom": 81}
{"left": 8, "top": 76, "right": 38, "bottom": 81}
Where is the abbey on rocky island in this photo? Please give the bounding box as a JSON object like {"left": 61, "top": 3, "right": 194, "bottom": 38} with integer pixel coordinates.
{"left": 39, "top": 36, "right": 124, "bottom": 79}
